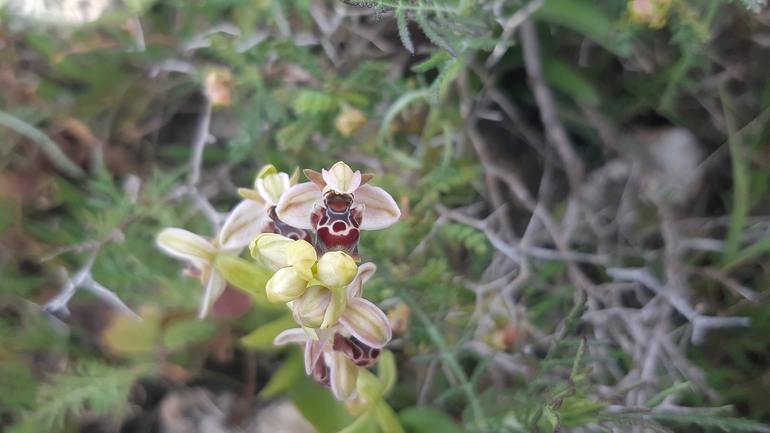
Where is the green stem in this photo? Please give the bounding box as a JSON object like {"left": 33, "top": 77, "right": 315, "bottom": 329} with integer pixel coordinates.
{"left": 398, "top": 288, "right": 487, "bottom": 431}
{"left": 0, "top": 110, "right": 86, "bottom": 179}
{"left": 720, "top": 84, "right": 750, "bottom": 261}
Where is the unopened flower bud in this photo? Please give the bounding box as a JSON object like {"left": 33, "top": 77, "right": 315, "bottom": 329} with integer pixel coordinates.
{"left": 250, "top": 233, "right": 293, "bottom": 271}
{"left": 286, "top": 240, "right": 317, "bottom": 281}
{"left": 293, "top": 285, "right": 332, "bottom": 328}
{"left": 316, "top": 251, "right": 358, "bottom": 288}
{"left": 266, "top": 267, "right": 309, "bottom": 303}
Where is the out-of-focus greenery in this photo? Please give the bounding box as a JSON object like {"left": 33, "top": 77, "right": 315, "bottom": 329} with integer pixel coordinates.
{"left": 1, "top": 0, "right": 770, "bottom": 432}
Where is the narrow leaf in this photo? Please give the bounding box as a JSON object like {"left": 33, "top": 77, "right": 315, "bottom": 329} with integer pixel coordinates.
{"left": 289, "top": 376, "right": 353, "bottom": 433}
{"left": 415, "top": 12, "right": 457, "bottom": 57}
{"left": 533, "top": 0, "right": 631, "bottom": 57}
{"left": 372, "top": 400, "right": 406, "bottom": 433}
{"left": 260, "top": 348, "right": 304, "bottom": 398}
{"left": 399, "top": 407, "right": 464, "bottom": 433}
{"left": 396, "top": 9, "right": 414, "bottom": 55}
{"left": 542, "top": 58, "right": 601, "bottom": 106}
{"left": 411, "top": 51, "right": 451, "bottom": 73}
{"left": 377, "top": 89, "right": 429, "bottom": 145}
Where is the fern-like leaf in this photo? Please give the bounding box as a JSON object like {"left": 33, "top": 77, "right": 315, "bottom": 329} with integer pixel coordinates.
{"left": 396, "top": 9, "right": 414, "bottom": 55}
{"left": 415, "top": 11, "right": 457, "bottom": 57}
{"left": 34, "top": 361, "right": 156, "bottom": 430}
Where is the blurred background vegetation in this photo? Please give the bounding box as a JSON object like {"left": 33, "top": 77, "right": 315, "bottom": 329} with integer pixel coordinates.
{"left": 2, "top": 0, "right": 770, "bottom": 432}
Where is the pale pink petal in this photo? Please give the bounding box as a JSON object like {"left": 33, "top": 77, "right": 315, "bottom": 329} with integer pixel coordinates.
{"left": 307, "top": 327, "right": 336, "bottom": 375}
{"left": 275, "top": 182, "right": 323, "bottom": 230}
{"left": 330, "top": 351, "right": 359, "bottom": 400}
{"left": 274, "top": 328, "right": 309, "bottom": 346}
{"left": 219, "top": 200, "right": 267, "bottom": 250}
{"left": 322, "top": 162, "right": 361, "bottom": 194}
{"left": 354, "top": 185, "right": 401, "bottom": 230}
{"left": 339, "top": 298, "right": 392, "bottom": 348}
{"left": 346, "top": 262, "right": 377, "bottom": 298}
{"left": 157, "top": 228, "right": 216, "bottom": 264}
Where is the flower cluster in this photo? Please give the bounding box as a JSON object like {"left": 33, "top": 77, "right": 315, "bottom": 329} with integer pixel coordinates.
{"left": 156, "top": 161, "right": 400, "bottom": 401}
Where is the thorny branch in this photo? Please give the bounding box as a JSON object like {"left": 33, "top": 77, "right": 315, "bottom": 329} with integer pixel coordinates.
{"left": 426, "top": 12, "right": 764, "bottom": 411}
{"left": 41, "top": 74, "right": 225, "bottom": 328}
{"left": 43, "top": 231, "right": 141, "bottom": 323}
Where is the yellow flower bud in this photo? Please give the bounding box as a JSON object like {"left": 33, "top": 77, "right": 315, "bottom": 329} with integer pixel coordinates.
{"left": 285, "top": 239, "right": 317, "bottom": 281}
{"left": 250, "top": 233, "right": 293, "bottom": 272}
{"left": 266, "top": 267, "right": 309, "bottom": 303}
{"left": 316, "top": 251, "right": 358, "bottom": 288}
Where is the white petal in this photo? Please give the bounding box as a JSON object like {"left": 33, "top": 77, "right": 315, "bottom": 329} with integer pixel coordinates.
{"left": 355, "top": 185, "right": 401, "bottom": 230}
{"left": 339, "top": 298, "right": 392, "bottom": 349}
{"left": 157, "top": 228, "right": 216, "bottom": 263}
{"left": 275, "top": 182, "right": 323, "bottom": 230}
{"left": 198, "top": 270, "right": 226, "bottom": 319}
{"left": 219, "top": 200, "right": 267, "bottom": 250}
{"left": 346, "top": 262, "right": 377, "bottom": 298}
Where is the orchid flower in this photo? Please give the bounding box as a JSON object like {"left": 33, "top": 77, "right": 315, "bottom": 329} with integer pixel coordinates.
{"left": 156, "top": 181, "right": 279, "bottom": 318}
{"left": 220, "top": 165, "right": 310, "bottom": 251}
{"left": 275, "top": 161, "right": 401, "bottom": 260}
{"left": 250, "top": 233, "right": 359, "bottom": 328}
{"left": 274, "top": 327, "right": 360, "bottom": 400}
{"left": 273, "top": 263, "right": 392, "bottom": 400}
{"left": 156, "top": 228, "right": 233, "bottom": 319}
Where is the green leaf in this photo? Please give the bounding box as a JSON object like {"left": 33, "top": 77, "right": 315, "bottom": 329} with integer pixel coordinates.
{"left": 289, "top": 375, "right": 354, "bottom": 433}
{"left": 542, "top": 58, "right": 600, "bottom": 106}
{"left": 570, "top": 336, "right": 588, "bottom": 381}
{"left": 645, "top": 382, "right": 692, "bottom": 408}
{"left": 34, "top": 362, "right": 156, "bottom": 431}
{"left": 415, "top": 12, "right": 457, "bottom": 57}
{"left": 292, "top": 89, "right": 335, "bottom": 115}
{"left": 213, "top": 255, "right": 272, "bottom": 301}
{"left": 390, "top": 149, "right": 423, "bottom": 169}
{"left": 276, "top": 119, "right": 319, "bottom": 151}
{"left": 428, "top": 58, "right": 462, "bottom": 105}
{"left": 398, "top": 407, "right": 464, "bottom": 433}
{"left": 377, "top": 350, "right": 397, "bottom": 395}
{"left": 533, "top": 0, "right": 631, "bottom": 57}
{"left": 373, "top": 400, "right": 406, "bottom": 433}
{"left": 412, "top": 51, "right": 452, "bottom": 73}
{"left": 260, "top": 348, "right": 304, "bottom": 398}
{"left": 396, "top": 9, "right": 415, "bottom": 55}
{"left": 377, "top": 89, "right": 429, "bottom": 145}
{"left": 162, "top": 319, "right": 218, "bottom": 351}
{"left": 240, "top": 313, "right": 298, "bottom": 349}
{"left": 339, "top": 411, "right": 377, "bottom": 433}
